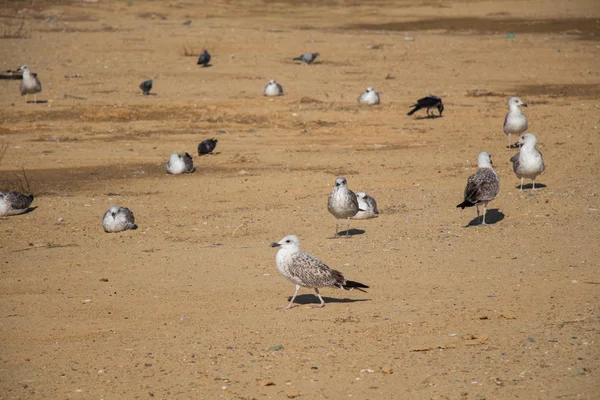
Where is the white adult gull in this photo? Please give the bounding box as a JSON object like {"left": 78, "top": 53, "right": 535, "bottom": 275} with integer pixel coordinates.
{"left": 264, "top": 80, "right": 284, "bottom": 96}
{"left": 456, "top": 152, "right": 500, "bottom": 226}
{"left": 327, "top": 176, "right": 360, "bottom": 237}
{"left": 19, "top": 65, "right": 42, "bottom": 103}
{"left": 358, "top": 86, "right": 380, "bottom": 106}
{"left": 503, "top": 97, "right": 528, "bottom": 148}
{"left": 510, "top": 133, "right": 545, "bottom": 191}
{"left": 352, "top": 192, "right": 379, "bottom": 219}
{"left": 166, "top": 152, "right": 195, "bottom": 174}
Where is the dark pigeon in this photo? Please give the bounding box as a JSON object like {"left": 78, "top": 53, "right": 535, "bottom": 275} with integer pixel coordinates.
{"left": 197, "top": 49, "right": 211, "bottom": 67}
{"left": 140, "top": 80, "right": 153, "bottom": 96}
{"left": 198, "top": 138, "right": 218, "bottom": 155}
{"left": 293, "top": 52, "right": 320, "bottom": 64}
{"left": 407, "top": 95, "right": 444, "bottom": 117}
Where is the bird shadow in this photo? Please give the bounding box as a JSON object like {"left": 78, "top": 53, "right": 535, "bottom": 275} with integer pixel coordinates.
{"left": 466, "top": 208, "right": 504, "bottom": 227}
{"left": 413, "top": 114, "right": 442, "bottom": 120}
{"left": 515, "top": 183, "right": 547, "bottom": 190}
{"left": 199, "top": 64, "right": 213, "bottom": 68}
{"left": 289, "top": 294, "right": 370, "bottom": 305}
{"left": 143, "top": 93, "right": 157, "bottom": 97}
{"left": 27, "top": 100, "right": 48, "bottom": 104}
{"left": 330, "top": 228, "right": 365, "bottom": 238}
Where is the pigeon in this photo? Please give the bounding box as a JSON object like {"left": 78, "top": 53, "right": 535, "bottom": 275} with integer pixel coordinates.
{"left": 18, "top": 65, "right": 42, "bottom": 103}
{"left": 456, "top": 152, "right": 500, "bottom": 226}
{"left": 198, "top": 138, "right": 218, "bottom": 155}
{"left": 358, "top": 87, "right": 380, "bottom": 106}
{"left": 0, "top": 191, "right": 34, "bottom": 216}
{"left": 503, "top": 97, "right": 528, "bottom": 148}
{"left": 102, "top": 206, "right": 138, "bottom": 233}
{"left": 197, "top": 49, "right": 211, "bottom": 67}
{"left": 407, "top": 95, "right": 444, "bottom": 117}
{"left": 269, "top": 235, "right": 369, "bottom": 309}
{"left": 293, "top": 52, "right": 320, "bottom": 64}
{"left": 352, "top": 192, "right": 379, "bottom": 219}
{"left": 166, "top": 153, "right": 195, "bottom": 174}
{"left": 140, "top": 79, "right": 153, "bottom": 96}
{"left": 510, "top": 133, "right": 545, "bottom": 191}
{"left": 327, "top": 177, "right": 360, "bottom": 237}
{"left": 264, "top": 80, "right": 284, "bottom": 96}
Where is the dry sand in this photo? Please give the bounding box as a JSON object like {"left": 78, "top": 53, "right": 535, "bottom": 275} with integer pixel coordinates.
{"left": 1, "top": 0, "right": 599, "bottom": 398}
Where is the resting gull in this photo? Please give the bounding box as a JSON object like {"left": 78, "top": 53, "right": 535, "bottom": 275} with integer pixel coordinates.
{"left": 352, "top": 192, "right": 379, "bottom": 219}
{"left": 198, "top": 138, "right": 218, "bottom": 155}
{"left": 456, "top": 152, "right": 500, "bottom": 226}
{"left": 358, "top": 87, "right": 380, "bottom": 106}
{"left": 510, "top": 133, "right": 545, "bottom": 191}
{"left": 102, "top": 206, "right": 138, "bottom": 233}
{"left": 19, "top": 65, "right": 42, "bottom": 103}
{"left": 503, "top": 97, "right": 528, "bottom": 148}
{"left": 0, "top": 191, "right": 34, "bottom": 216}
{"left": 293, "top": 52, "right": 320, "bottom": 65}
{"left": 269, "top": 235, "right": 368, "bottom": 309}
{"left": 328, "top": 177, "right": 360, "bottom": 237}
{"left": 264, "top": 80, "right": 284, "bottom": 97}
{"left": 166, "top": 152, "right": 195, "bottom": 174}
{"left": 407, "top": 95, "right": 444, "bottom": 117}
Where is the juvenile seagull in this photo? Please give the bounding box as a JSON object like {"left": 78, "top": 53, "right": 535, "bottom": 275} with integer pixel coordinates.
{"left": 510, "top": 133, "right": 545, "bottom": 191}
{"left": 197, "top": 49, "right": 211, "bottom": 67}
{"left": 293, "top": 52, "right": 320, "bottom": 64}
{"left": 0, "top": 191, "right": 34, "bottom": 216}
{"left": 407, "top": 95, "right": 443, "bottom": 117}
{"left": 269, "top": 235, "right": 369, "bottom": 309}
{"left": 264, "top": 80, "right": 284, "bottom": 96}
{"left": 166, "top": 152, "right": 195, "bottom": 174}
{"left": 328, "top": 177, "right": 360, "bottom": 237}
{"left": 19, "top": 65, "right": 42, "bottom": 103}
{"left": 198, "top": 138, "right": 218, "bottom": 155}
{"left": 352, "top": 192, "right": 379, "bottom": 220}
{"left": 102, "top": 206, "right": 138, "bottom": 233}
{"left": 358, "top": 87, "right": 380, "bottom": 106}
{"left": 456, "top": 152, "right": 500, "bottom": 226}
{"left": 503, "top": 97, "right": 528, "bottom": 148}
{"left": 140, "top": 79, "right": 153, "bottom": 95}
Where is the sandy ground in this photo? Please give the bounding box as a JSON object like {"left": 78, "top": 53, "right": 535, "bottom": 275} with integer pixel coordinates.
{"left": 1, "top": 0, "right": 599, "bottom": 399}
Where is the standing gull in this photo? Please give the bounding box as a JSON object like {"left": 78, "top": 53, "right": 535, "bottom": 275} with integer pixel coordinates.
{"left": 510, "top": 133, "right": 545, "bottom": 191}
{"left": 264, "top": 80, "right": 284, "bottom": 96}
{"left": 269, "top": 235, "right": 368, "bottom": 309}
{"left": 19, "top": 65, "right": 42, "bottom": 103}
{"left": 102, "top": 206, "right": 138, "bottom": 233}
{"left": 197, "top": 49, "right": 211, "bottom": 67}
{"left": 293, "top": 52, "right": 320, "bottom": 65}
{"left": 407, "top": 95, "right": 444, "bottom": 117}
{"left": 166, "top": 152, "right": 195, "bottom": 174}
{"left": 456, "top": 152, "right": 500, "bottom": 226}
{"left": 198, "top": 138, "right": 218, "bottom": 155}
{"left": 352, "top": 192, "right": 379, "bottom": 219}
{"left": 358, "top": 87, "right": 380, "bottom": 106}
{"left": 503, "top": 97, "right": 528, "bottom": 148}
{"left": 0, "top": 191, "right": 34, "bottom": 216}
{"left": 328, "top": 177, "right": 360, "bottom": 237}
{"left": 140, "top": 79, "right": 153, "bottom": 96}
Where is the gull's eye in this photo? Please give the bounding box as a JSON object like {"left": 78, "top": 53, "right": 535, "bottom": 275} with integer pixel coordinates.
{"left": 285, "top": 240, "right": 290, "bottom": 243}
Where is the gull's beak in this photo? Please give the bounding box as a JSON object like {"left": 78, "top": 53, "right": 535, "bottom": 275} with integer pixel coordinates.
{"left": 269, "top": 242, "right": 281, "bottom": 248}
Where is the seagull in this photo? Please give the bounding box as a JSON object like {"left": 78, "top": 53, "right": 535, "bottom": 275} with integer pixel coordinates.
{"left": 510, "top": 133, "right": 545, "bottom": 191}
{"left": 358, "top": 87, "right": 380, "bottom": 106}
{"left": 197, "top": 49, "right": 211, "bottom": 67}
{"left": 198, "top": 138, "right": 218, "bottom": 155}
{"left": 456, "top": 152, "right": 500, "bottom": 226}
{"left": 0, "top": 191, "right": 34, "bottom": 216}
{"left": 407, "top": 95, "right": 443, "bottom": 117}
{"left": 264, "top": 80, "right": 284, "bottom": 96}
{"left": 269, "top": 235, "right": 369, "bottom": 309}
{"left": 139, "top": 79, "right": 152, "bottom": 96}
{"left": 166, "top": 152, "right": 195, "bottom": 174}
{"left": 102, "top": 206, "right": 138, "bottom": 233}
{"left": 503, "top": 97, "right": 528, "bottom": 148}
{"left": 19, "top": 65, "right": 42, "bottom": 103}
{"left": 352, "top": 192, "right": 379, "bottom": 219}
{"left": 293, "top": 52, "right": 320, "bottom": 64}
{"left": 328, "top": 177, "right": 360, "bottom": 237}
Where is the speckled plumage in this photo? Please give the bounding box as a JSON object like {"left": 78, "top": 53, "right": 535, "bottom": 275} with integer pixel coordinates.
{"left": 358, "top": 87, "right": 380, "bottom": 105}
{"left": 503, "top": 97, "right": 528, "bottom": 148}
{"left": 457, "top": 152, "right": 499, "bottom": 226}
{"left": 166, "top": 153, "right": 195, "bottom": 174}
{"left": 352, "top": 192, "right": 379, "bottom": 219}
{"left": 264, "top": 80, "right": 284, "bottom": 96}
{"left": 0, "top": 191, "right": 34, "bottom": 216}
{"left": 327, "top": 177, "right": 360, "bottom": 236}
{"left": 102, "top": 206, "right": 138, "bottom": 233}
{"left": 510, "top": 133, "right": 545, "bottom": 190}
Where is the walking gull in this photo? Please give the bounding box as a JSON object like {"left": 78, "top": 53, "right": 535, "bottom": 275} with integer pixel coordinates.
{"left": 197, "top": 49, "right": 211, "bottom": 67}
{"left": 352, "top": 192, "right": 379, "bottom": 219}
{"left": 19, "top": 65, "right": 41, "bottom": 103}
{"left": 0, "top": 191, "right": 34, "bottom": 216}
{"left": 456, "top": 152, "right": 500, "bottom": 226}
{"left": 140, "top": 80, "right": 153, "bottom": 96}
{"left": 328, "top": 177, "right": 360, "bottom": 237}
{"left": 102, "top": 206, "right": 138, "bottom": 233}
{"left": 264, "top": 80, "right": 284, "bottom": 96}
{"left": 407, "top": 95, "right": 444, "bottom": 117}
{"left": 358, "top": 87, "right": 380, "bottom": 105}
{"left": 510, "top": 133, "right": 545, "bottom": 191}
{"left": 503, "top": 97, "right": 528, "bottom": 148}
{"left": 293, "top": 52, "right": 320, "bottom": 64}
{"left": 166, "top": 153, "right": 195, "bottom": 174}
{"left": 269, "top": 235, "right": 368, "bottom": 309}
{"left": 198, "top": 138, "right": 218, "bottom": 155}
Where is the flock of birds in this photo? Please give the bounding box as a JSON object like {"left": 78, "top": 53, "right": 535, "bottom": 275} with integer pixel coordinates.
{"left": 4, "top": 50, "right": 546, "bottom": 309}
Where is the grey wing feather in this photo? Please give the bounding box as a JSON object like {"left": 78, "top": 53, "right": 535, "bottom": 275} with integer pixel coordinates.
{"left": 510, "top": 151, "right": 520, "bottom": 172}
{"left": 464, "top": 169, "right": 498, "bottom": 203}
{"left": 288, "top": 252, "right": 345, "bottom": 288}
{"left": 276, "top": 83, "right": 284, "bottom": 94}
{"left": 183, "top": 153, "right": 195, "bottom": 172}
{"left": 7, "top": 192, "right": 33, "bottom": 209}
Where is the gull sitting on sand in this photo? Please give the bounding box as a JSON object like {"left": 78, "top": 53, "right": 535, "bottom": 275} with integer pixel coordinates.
{"left": 504, "top": 97, "right": 528, "bottom": 148}
{"left": 328, "top": 177, "right": 360, "bottom": 237}
{"left": 269, "top": 235, "right": 368, "bottom": 309}
{"left": 264, "top": 80, "right": 284, "bottom": 96}
{"left": 352, "top": 192, "right": 379, "bottom": 219}
{"left": 166, "top": 153, "right": 195, "bottom": 174}
{"left": 102, "top": 206, "right": 138, "bottom": 233}
{"left": 510, "top": 133, "right": 545, "bottom": 191}
{"left": 19, "top": 65, "right": 42, "bottom": 103}
{"left": 0, "top": 191, "right": 34, "bottom": 216}
{"left": 456, "top": 152, "right": 500, "bottom": 226}
{"left": 358, "top": 87, "right": 380, "bottom": 106}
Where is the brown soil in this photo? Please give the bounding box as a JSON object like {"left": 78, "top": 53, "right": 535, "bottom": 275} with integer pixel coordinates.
{"left": 1, "top": 0, "right": 599, "bottom": 399}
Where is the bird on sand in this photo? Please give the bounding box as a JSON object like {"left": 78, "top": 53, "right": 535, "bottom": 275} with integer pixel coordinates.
{"left": 358, "top": 87, "right": 380, "bottom": 105}
{"left": 197, "top": 49, "right": 211, "bottom": 67}
{"left": 269, "top": 235, "right": 369, "bottom": 309}
{"left": 510, "top": 133, "right": 545, "bottom": 191}
{"left": 407, "top": 95, "right": 444, "bottom": 117}
{"left": 166, "top": 153, "right": 195, "bottom": 174}
{"left": 328, "top": 177, "right": 360, "bottom": 237}
{"left": 0, "top": 191, "right": 34, "bottom": 216}
{"left": 198, "top": 138, "right": 218, "bottom": 155}
{"left": 102, "top": 206, "right": 138, "bottom": 233}
{"left": 18, "top": 65, "right": 42, "bottom": 103}
{"left": 352, "top": 192, "right": 379, "bottom": 219}
{"left": 293, "top": 52, "right": 320, "bottom": 64}
{"left": 139, "top": 79, "right": 153, "bottom": 96}
{"left": 456, "top": 152, "right": 500, "bottom": 226}
{"left": 264, "top": 80, "right": 284, "bottom": 96}
{"left": 503, "top": 97, "right": 528, "bottom": 148}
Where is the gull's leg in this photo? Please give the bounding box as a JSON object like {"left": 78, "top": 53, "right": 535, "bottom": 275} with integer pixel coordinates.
{"left": 34, "top": 94, "right": 37, "bottom": 104}
{"left": 25, "top": 94, "right": 28, "bottom": 103}
{"left": 520, "top": 177, "right": 524, "bottom": 191}
{"left": 278, "top": 285, "right": 301, "bottom": 310}
{"left": 345, "top": 217, "right": 351, "bottom": 237}
{"left": 481, "top": 204, "right": 488, "bottom": 226}
{"left": 310, "top": 288, "right": 326, "bottom": 308}
{"left": 532, "top": 179, "right": 536, "bottom": 190}
{"left": 476, "top": 204, "right": 480, "bottom": 224}
{"left": 334, "top": 218, "right": 339, "bottom": 237}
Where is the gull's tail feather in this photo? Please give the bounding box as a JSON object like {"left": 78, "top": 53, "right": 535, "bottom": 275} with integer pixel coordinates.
{"left": 456, "top": 200, "right": 475, "bottom": 209}
{"left": 343, "top": 280, "right": 369, "bottom": 292}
